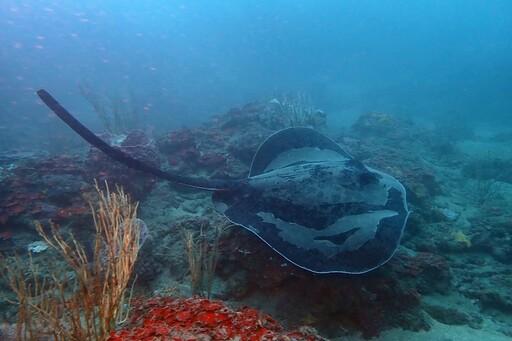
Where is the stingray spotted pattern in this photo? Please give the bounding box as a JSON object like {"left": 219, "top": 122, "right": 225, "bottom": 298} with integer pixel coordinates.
{"left": 37, "top": 89, "right": 410, "bottom": 274}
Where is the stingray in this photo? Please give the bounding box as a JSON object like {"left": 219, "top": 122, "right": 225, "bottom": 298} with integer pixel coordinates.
{"left": 37, "top": 89, "right": 410, "bottom": 274}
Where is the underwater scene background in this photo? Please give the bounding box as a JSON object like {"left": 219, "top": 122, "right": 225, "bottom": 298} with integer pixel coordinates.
{"left": 1, "top": 1, "right": 512, "bottom": 340}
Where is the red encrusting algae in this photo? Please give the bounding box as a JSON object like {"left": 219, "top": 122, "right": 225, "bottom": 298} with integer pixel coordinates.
{"left": 108, "top": 296, "right": 325, "bottom": 341}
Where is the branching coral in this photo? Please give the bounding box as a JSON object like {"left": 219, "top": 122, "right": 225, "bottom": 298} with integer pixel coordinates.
{"left": 1, "top": 181, "right": 140, "bottom": 341}
{"left": 179, "top": 218, "right": 231, "bottom": 299}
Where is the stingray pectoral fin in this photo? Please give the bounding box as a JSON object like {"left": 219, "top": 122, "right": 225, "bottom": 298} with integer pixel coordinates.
{"left": 250, "top": 127, "right": 353, "bottom": 176}
{"left": 37, "top": 89, "right": 241, "bottom": 191}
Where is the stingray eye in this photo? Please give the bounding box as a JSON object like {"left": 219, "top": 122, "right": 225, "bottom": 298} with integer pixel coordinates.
{"left": 358, "top": 172, "right": 379, "bottom": 186}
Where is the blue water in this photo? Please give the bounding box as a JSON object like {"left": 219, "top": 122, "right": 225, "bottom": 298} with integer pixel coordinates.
{"left": 1, "top": 0, "right": 512, "bottom": 150}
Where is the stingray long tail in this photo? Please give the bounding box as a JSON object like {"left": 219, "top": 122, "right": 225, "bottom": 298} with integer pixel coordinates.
{"left": 37, "top": 89, "right": 242, "bottom": 191}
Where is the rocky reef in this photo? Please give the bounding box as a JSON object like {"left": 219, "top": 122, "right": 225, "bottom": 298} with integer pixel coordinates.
{"left": 1, "top": 99, "right": 512, "bottom": 339}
